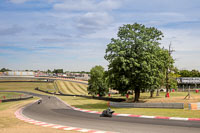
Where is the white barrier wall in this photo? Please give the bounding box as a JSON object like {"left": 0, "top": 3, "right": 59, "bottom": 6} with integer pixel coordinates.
{"left": 189, "top": 103, "right": 200, "bottom": 110}
{"left": 6, "top": 71, "right": 35, "bottom": 76}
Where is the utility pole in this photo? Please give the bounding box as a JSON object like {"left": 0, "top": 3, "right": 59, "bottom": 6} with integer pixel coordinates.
{"left": 166, "top": 42, "right": 174, "bottom": 97}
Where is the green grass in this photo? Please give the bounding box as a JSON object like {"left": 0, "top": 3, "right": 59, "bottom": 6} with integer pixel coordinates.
{"left": 0, "top": 92, "right": 25, "bottom": 100}
{"left": 0, "top": 97, "right": 38, "bottom": 111}
{"left": 1, "top": 81, "right": 200, "bottom": 118}
{"left": 69, "top": 82, "right": 84, "bottom": 94}
{"left": 56, "top": 80, "right": 72, "bottom": 94}
{"left": 56, "top": 80, "right": 88, "bottom": 95}
{"left": 0, "top": 82, "right": 52, "bottom": 95}
{"left": 37, "top": 82, "right": 56, "bottom": 93}
{"left": 106, "top": 91, "right": 200, "bottom": 100}
{"left": 58, "top": 95, "right": 200, "bottom": 118}
{"left": 63, "top": 81, "right": 78, "bottom": 95}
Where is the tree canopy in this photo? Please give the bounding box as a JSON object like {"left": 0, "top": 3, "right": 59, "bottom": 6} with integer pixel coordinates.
{"left": 0, "top": 68, "right": 10, "bottom": 72}
{"left": 178, "top": 69, "right": 200, "bottom": 77}
{"left": 105, "top": 23, "right": 173, "bottom": 101}
{"left": 53, "top": 69, "right": 63, "bottom": 74}
{"left": 87, "top": 65, "right": 108, "bottom": 97}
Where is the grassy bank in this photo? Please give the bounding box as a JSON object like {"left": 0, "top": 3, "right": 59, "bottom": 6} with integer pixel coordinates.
{"left": 0, "top": 82, "right": 52, "bottom": 95}
{"left": 55, "top": 80, "right": 88, "bottom": 95}
{"left": 0, "top": 92, "right": 26, "bottom": 100}
{"left": 58, "top": 95, "right": 200, "bottom": 118}
{"left": 1, "top": 81, "right": 200, "bottom": 119}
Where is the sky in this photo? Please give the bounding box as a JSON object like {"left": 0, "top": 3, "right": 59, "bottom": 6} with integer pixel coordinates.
{"left": 0, "top": 0, "right": 200, "bottom": 72}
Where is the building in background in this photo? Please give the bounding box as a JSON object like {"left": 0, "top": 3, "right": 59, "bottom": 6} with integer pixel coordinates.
{"left": 4, "top": 71, "right": 35, "bottom": 77}
{"left": 177, "top": 77, "right": 200, "bottom": 91}
{"left": 35, "top": 71, "right": 48, "bottom": 77}
{"left": 0, "top": 72, "right": 4, "bottom": 76}
{"left": 64, "top": 72, "right": 90, "bottom": 80}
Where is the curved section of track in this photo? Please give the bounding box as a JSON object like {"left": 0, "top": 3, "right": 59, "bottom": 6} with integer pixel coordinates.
{"left": 17, "top": 92, "right": 200, "bottom": 133}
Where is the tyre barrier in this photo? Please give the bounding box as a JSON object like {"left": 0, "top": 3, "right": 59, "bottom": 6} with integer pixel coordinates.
{"left": 35, "top": 88, "right": 125, "bottom": 102}
{"left": 110, "top": 102, "right": 184, "bottom": 109}
{"left": 0, "top": 96, "right": 33, "bottom": 103}
{"left": 189, "top": 103, "right": 200, "bottom": 110}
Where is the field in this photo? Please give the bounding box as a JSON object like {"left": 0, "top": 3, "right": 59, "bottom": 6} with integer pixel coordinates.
{"left": 58, "top": 95, "right": 200, "bottom": 118}
{"left": 0, "top": 81, "right": 200, "bottom": 119}
{"left": 112, "top": 91, "right": 200, "bottom": 107}
{"left": 0, "top": 81, "right": 77, "bottom": 133}
{"left": 55, "top": 80, "right": 88, "bottom": 95}
{"left": 0, "top": 92, "right": 25, "bottom": 100}
{"left": 0, "top": 82, "right": 53, "bottom": 95}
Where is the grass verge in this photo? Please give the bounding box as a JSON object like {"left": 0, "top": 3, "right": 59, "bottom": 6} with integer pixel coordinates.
{"left": 1, "top": 81, "right": 200, "bottom": 119}
{"left": 0, "top": 92, "right": 26, "bottom": 100}
{"left": 58, "top": 95, "right": 200, "bottom": 118}
{"left": 0, "top": 82, "right": 52, "bottom": 95}
{"left": 0, "top": 97, "right": 77, "bottom": 133}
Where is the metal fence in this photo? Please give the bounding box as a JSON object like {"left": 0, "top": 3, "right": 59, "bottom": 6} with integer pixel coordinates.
{"left": 0, "top": 94, "right": 33, "bottom": 103}
{"left": 110, "top": 102, "right": 184, "bottom": 109}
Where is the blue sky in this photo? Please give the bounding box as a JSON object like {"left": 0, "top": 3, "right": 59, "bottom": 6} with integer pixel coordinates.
{"left": 0, "top": 0, "right": 200, "bottom": 71}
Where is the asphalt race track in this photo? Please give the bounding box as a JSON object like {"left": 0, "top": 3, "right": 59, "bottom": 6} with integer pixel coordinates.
{"left": 16, "top": 92, "right": 200, "bottom": 133}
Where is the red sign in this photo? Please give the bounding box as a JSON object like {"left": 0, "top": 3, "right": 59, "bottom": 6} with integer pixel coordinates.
{"left": 166, "top": 92, "right": 170, "bottom": 98}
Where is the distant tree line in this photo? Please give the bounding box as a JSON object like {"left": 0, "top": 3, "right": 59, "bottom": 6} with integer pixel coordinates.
{"left": 0, "top": 68, "right": 11, "bottom": 72}
{"left": 178, "top": 69, "right": 200, "bottom": 77}
{"left": 52, "top": 69, "right": 63, "bottom": 74}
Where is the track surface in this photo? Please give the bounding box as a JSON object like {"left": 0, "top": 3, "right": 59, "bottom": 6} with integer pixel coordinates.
{"left": 15, "top": 92, "right": 200, "bottom": 133}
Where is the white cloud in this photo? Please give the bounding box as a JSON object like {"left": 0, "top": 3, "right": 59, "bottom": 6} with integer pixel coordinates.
{"left": 160, "top": 28, "right": 200, "bottom": 70}
{"left": 53, "top": 0, "right": 121, "bottom": 11}
{"left": 1, "top": 0, "right": 200, "bottom": 71}
{"left": 77, "top": 12, "right": 113, "bottom": 33}
{"left": 161, "top": 28, "right": 200, "bottom": 51}
{"left": 97, "top": 0, "right": 121, "bottom": 10}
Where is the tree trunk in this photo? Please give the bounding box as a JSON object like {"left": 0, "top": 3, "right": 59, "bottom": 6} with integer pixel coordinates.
{"left": 150, "top": 90, "right": 154, "bottom": 98}
{"left": 156, "top": 88, "right": 159, "bottom": 96}
{"left": 166, "top": 71, "right": 169, "bottom": 96}
{"left": 134, "top": 87, "right": 140, "bottom": 102}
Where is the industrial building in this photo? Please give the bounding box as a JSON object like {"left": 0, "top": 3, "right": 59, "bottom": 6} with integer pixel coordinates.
{"left": 4, "top": 71, "right": 35, "bottom": 77}
{"left": 177, "top": 77, "right": 200, "bottom": 91}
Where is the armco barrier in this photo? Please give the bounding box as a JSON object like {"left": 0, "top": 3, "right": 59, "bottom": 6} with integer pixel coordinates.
{"left": 35, "top": 88, "right": 125, "bottom": 102}
{"left": 110, "top": 102, "right": 184, "bottom": 109}
{"left": 1, "top": 96, "right": 33, "bottom": 103}
{"left": 189, "top": 103, "right": 200, "bottom": 110}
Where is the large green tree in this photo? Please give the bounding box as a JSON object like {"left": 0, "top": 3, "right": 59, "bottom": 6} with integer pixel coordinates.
{"left": 105, "top": 23, "right": 172, "bottom": 102}
{"left": 87, "top": 65, "right": 108, "bottom": 97}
